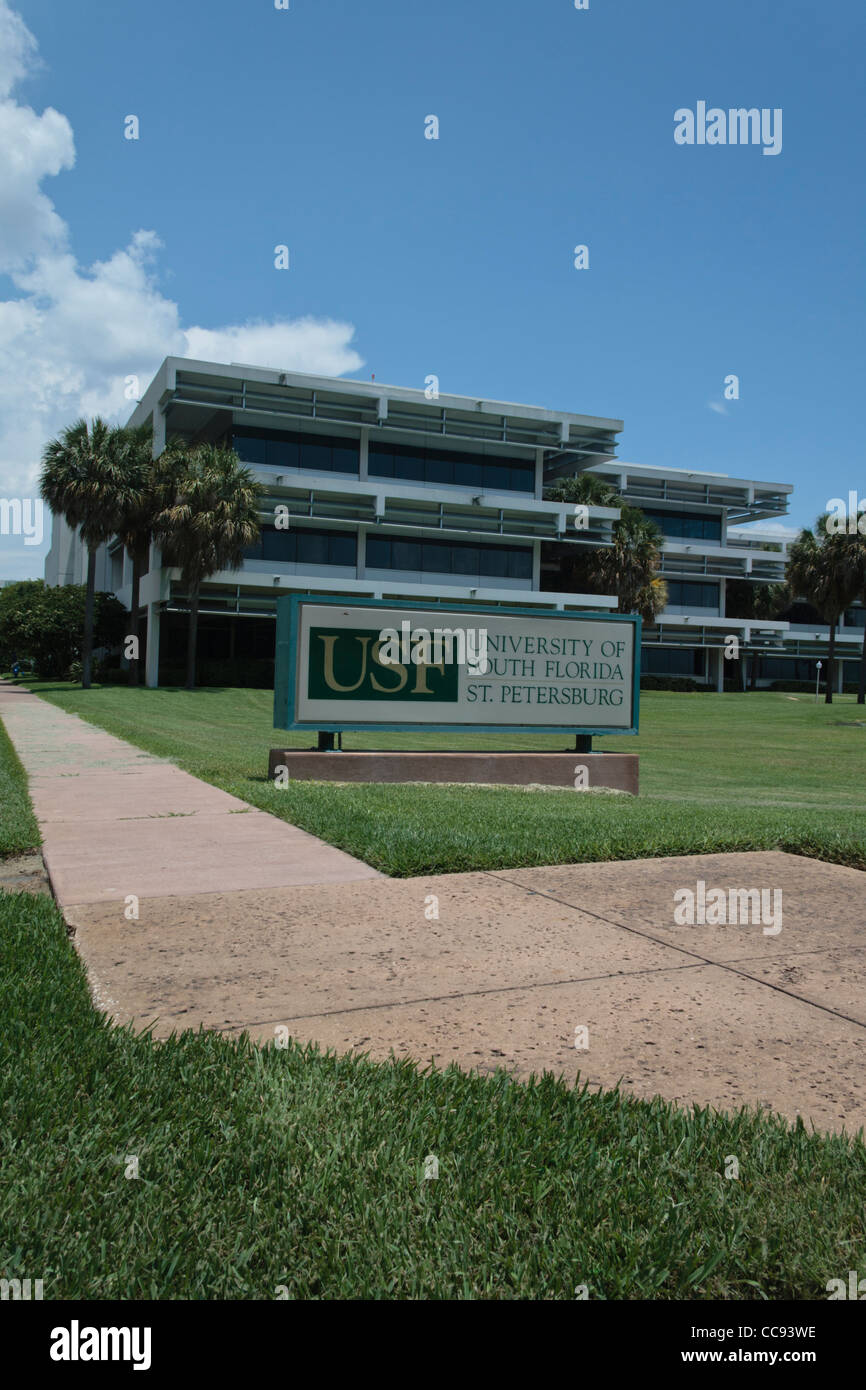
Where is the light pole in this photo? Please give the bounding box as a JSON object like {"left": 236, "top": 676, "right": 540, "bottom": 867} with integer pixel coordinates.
{"left": 815, "top": 660, "right": 823, "bottom": 704}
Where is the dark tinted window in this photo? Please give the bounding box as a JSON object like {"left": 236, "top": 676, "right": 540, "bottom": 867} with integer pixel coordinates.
{"left": 482, "top": 547, "right": 509, "bottom": 577}
{"left": 233, "top": 435, "right": 268, "bottom": 465}
{"left": 454, "top": 457, "right": 483, "bottom": 489}
{"left": 421, "top": 541, "right": 448, "bottom": 571}
{"left": 483, "top": 463, "right": 513, "bottom": 492}
{"left": 397, "top": 450, "right": 425, "bottom": 483}
{"left": 300, "top": 440, "right": 331, "bottom": 474}
{"left": 641, "top": 647, "right": 703, "bottom": 676}
{"left": 332, "top": 445, "right": 358, "bottom": 474}
{"left": 391, "top": 539, "right": 421, "bottom": 570}
{"left": 243, "top": 527, "right": 356, "bottom": 566}
{"left": 451, "top": 545, "right": 480, "bottom": 574}
{"left": 261, "top": 528, "right": 288, "bottom": 562}
{"left": 666, "top": 580, "right": 719, "bottom": 608}
{"left": 301, "top": 531, "right": 328, "bottom": 565}
{"left": 232, "top": 429, "right": 358, "bottom": 474}
{"left": 426, "top": 453, "right": 454, "bottom": 486}
{"left": 507, "top": 548, "right": 533, "bottom": 579}
{"left": 365, "top": 535, "right": 389, "bottom": 568}
{"left": 329, "top": 531, "right": 356, "bottom": 566}
{"left": 761, "top": 656, "right": 855, "bottom": 681}
{"left": 375, "top": 455, "right": 397, "bottom": 483}
{"left": 365, "top": 536, "right": 532, "bottom": 579}
{"left": 642, "top": 508, "right": 722, "bottom": 542}
{"left": 369, "top": 442, "right": 533, "bottom": 493}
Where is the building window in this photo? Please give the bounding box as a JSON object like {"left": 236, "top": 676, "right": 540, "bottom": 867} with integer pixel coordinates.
{"left": 641, "top": 508, "right": 722, "bottom": 542}
{"left": 233, "top": 429, "right": 359, "bottom": 475}
{"left": 243, "top": 527, "right": 357, "bottom": 566}
{"left": 365, "top": 534, "right": 532, "bottom": 579}
{"left": 641, "top": 647, "right": 703, "bottom": 676}
{"left": 665, "top": 579, "right": 719, "bottom": 609}
{"left": 844, "top": 607, "right": 866, "bottom": 628}
{"left": 369, "top": 442, "right": 534, "bottom": 493}
{"left": 760, "top": 656, "right": 827, "bottom": 681}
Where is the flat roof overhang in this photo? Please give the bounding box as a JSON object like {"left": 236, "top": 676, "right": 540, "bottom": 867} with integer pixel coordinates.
{"left": 159, "top": 575, "right": 618, "bottom": 619}
{"left": 645, "top": 618, "right": 863, "bottom": 655}
{"left": 144, "top": 358, "right": 622, "bottom": 470}
{"left": 588, "top": 461, "right": 792, "bottom": 524}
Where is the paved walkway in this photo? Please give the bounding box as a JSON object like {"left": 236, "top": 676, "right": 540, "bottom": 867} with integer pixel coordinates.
{"left": 2, "top": 682, "right": 865, "bottom": 1135}
{"left": 0, "top": 683, "right": 379, "bottom": 902}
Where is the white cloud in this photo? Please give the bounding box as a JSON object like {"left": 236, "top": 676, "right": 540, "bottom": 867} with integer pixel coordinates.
{"left": 0, "top": 1, "right": 364, "bottom": 577}
{"left": 184, "top": 319, "right": 367, "bottom": 380}
{"left": 0, "top": 0, "right": 38, "bottom": 98}
{"left": 0, "top": 96, "right": 74, "bottom": 272}
{"left": 707, "top": 401, "right": 727, "bottom": 415}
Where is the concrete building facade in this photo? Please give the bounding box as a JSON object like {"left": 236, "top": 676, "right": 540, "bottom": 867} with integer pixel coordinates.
{"left": 44, "top": 358, "right": 864, "bottom": 691}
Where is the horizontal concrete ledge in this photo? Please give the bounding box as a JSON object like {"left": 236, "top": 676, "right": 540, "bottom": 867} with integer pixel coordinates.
{"left": 269, "top": 750, "right": 639, "bottom": 794}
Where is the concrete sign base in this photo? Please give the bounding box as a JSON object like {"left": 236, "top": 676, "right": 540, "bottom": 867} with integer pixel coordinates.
{"left": 268, "top": 750, "right": 639, "bottom": 794}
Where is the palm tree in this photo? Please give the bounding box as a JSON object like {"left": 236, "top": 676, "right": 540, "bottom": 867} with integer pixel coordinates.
{"left": 543, "top": 473, "right": 621, "bottom": 507}
{"left": 725, "top": 579, "right": 790, "bottom": 621}
{"left": 113, "top": 424, "right": 156, "bottom": 686}
{"left": 40, "top": 418, "right": 140, "bottom": 688}
{"left": 786, "top": 521, "right": 859, "bottom": 704}
{"left": 153, "top": 444, "right": 262, "bottom": 690}
{"left": 633, "top": 574, "right": 669, "bottom": 626}
{"left": 593, "top": 506, "right": 666, "bottom": 621}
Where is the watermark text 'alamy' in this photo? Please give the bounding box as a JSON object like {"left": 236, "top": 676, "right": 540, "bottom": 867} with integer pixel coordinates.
{"left": 674, "top": 103, "right": 782, "bottom": 156}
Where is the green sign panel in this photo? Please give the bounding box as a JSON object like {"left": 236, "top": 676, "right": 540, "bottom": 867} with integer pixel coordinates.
{"left": 275, "top": 597, "right": 641, "bottom": 737}
{"left": 306, "top": 628, "right": 459, "bottom": 703}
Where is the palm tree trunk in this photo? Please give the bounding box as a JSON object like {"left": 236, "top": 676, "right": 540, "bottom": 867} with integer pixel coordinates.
{"left": 825, "top": 618, "right": 837, "bottom": 704}
{"left": 128, "top": 544, "right": 142, "bottom": 687}
{"left": 185, "top": 582, "right": 200, "bottom": 691}
{"left": 858, "top": 625, "right": 866, "bottom": 705}
{"left": 82, "top": 547, "right": 97, "bottom": 689}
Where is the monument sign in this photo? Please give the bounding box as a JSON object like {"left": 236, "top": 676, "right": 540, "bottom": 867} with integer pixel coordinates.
{"left": 275, "top": 596, "right": 640, "bottom": 737}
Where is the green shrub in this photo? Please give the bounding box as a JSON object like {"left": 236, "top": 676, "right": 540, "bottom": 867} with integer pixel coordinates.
{"left": 639, "top": 675, "right": 705, "bottom": 692}
{"left": 94, "top": 663, "right": 129, "bottom": 685}
{"left": 0, "top": 581, "right": 126, "bottom": 678}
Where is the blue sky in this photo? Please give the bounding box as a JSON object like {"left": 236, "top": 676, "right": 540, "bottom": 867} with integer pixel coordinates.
{"left": 2, "top": 0, "right": 864, "bottom": 577}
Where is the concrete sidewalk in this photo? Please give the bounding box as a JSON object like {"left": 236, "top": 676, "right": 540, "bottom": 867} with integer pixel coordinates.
{"left": 0, "top": 683, "right": 379, "bottom": 902}
{"left": 2, "top": 682, "right": 864, "bottom": 1135}
{"left": 62, "top": 852, "right": 866, "bottom": 1135}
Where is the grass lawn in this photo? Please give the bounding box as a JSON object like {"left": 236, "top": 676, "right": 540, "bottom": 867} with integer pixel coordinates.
{"left": 0, "top": 718, "right": 40, "bottom": 859}
{"left": 2, "top": 885, "right": 865, "bottom": 1299}
{"left": 1, "top": 688, "right": 865, "bottom": 1299}
{"left": 13, "top": 681, "right": 866, "bottom": 876}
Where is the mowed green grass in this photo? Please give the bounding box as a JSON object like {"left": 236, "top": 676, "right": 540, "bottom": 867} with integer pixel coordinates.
{"left": 2, "top": 886, "right": 865, "bottom": 1299}
{"left": 2, "top": 688, "right": 865, "bottom": 1298}
{"left": 0, "top": 718, "right": 39, "bottom": 858}
{"left": 16, "top": 682, "right": 866, "bottom": 876}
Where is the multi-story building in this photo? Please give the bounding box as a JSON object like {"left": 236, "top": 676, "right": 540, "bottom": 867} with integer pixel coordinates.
{"left": 44, "top": 358, "right": 864, "bottom": 691}
{"left": 585, "top": 462, "right": 864, "bottom": 691}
